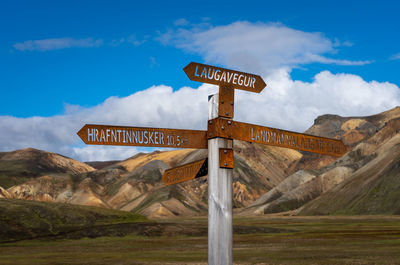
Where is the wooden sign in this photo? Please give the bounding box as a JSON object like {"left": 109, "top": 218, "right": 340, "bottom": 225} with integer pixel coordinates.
{"left": 77, "top": 62, "right": 349, "bottom": 265}
{"left": 208, "top": 118, "right": 347, "bottom": 157}
{"left": 77, "top": 124, "right": 208, "bottom": 149}
{"left": 162, "top": 158, "right": 208, "bottom": 185}
{"left": 183, "top": 62, "right": 266, "bottom": 93}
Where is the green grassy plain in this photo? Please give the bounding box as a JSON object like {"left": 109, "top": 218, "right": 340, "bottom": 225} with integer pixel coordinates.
{"left": 1, "top": 215, "right": 400, "bottom": 265}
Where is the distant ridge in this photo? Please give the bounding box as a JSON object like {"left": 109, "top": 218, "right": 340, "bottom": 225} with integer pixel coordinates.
{"left": 2, "top": 107, "right": 400, "bottom": 217}
{"left": 241, "top": 106, "right": 400, "bottom": 216}
{"left": 0, "top": 147, "right": 94, "bottom": 189}
{"left": 86, "top": 160, "right": 121, "bottom": 170}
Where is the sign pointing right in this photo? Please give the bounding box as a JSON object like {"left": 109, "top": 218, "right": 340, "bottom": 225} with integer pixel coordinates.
{"left": 208, "top": 117, "right": 347, "bottom": 157}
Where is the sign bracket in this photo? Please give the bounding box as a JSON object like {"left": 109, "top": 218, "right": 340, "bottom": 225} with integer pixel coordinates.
{"left": 218, "top": 85, "right": 235, "bottom": 119}
{"left": 219, "top": 148, "right": 234, "bottom": 169}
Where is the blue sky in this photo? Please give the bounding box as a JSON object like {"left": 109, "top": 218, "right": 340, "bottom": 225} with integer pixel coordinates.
{"left": 1, "top": 0, "right": 400, "bottom": 161}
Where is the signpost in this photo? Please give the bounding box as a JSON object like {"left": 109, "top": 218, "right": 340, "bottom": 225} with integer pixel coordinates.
{"left": 183, "top": 62, "right": 266, "bottom": 93}
{"left": 78, "top": 62, "right": 347, "bottom": 265}
{"left": 77, "top": 124, "right": 208, "bottom": 149}
{"left": 162, "top": 158, "right": 208, "bottom": 186}
{"left": 208, "top": 118, "right": 347, "bottom": 157}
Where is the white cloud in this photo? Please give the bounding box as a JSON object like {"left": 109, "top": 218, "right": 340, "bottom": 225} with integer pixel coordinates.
{"left": 14, "top": 37, "right": 103, "bottom": 51}
{"left": 174, "top": 18, "right": 189, "bottom": 26}
{"left": 149, "top": 56, "right": 159, "bottom": 68}
{"left": 110, "top": 38, "right": 125, "bottom": 47}
{"left": 0, "top": 85, "right": 216, "bottom": 161}
{"left": 390, "top": 53, "right": 400, "bottom": 60}
{"left": 127, "top": 34, "right": 147, "bottom": 46}
{"left": 72, "top": 146, "right": 141, "bottom": 162}
{"left": 13, "top": 35, "right": 148, "bottom": 51}
{"left": 234, "top": 69, "right": 400, "bottom": 131}
{"left": 157, "top": 21, "right": 371, "bottom": 74}
{"left": 1, "top": 72, "right": 399, "bottom": 161}
{"left": 333, "top": 38, "right": 353, "bottom": 47}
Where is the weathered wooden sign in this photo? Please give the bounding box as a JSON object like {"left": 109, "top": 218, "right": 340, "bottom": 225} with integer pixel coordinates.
{"left": 184, "top": 62, "right": 266, "bottom": 93}
{"left": 77, "top": 124, "right": 207, "bottom": 149}
{"left": 77, "top": 61, "right": 348, "bottom": 265}
{"left": 162, "top": 158, "right": 208, "bottom": 185}
{"left": 208, "top": 117, "right": 347, "bottom": 157}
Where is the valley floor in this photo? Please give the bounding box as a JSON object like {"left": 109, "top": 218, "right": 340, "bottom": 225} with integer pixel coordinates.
{"left": 1, "top": 216, "right": 400, "bottom": 265}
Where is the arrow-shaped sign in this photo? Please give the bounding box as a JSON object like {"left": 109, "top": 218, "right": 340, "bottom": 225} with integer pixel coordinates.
{"left": 184, "top": 62, "right": 266, "bottom": 93}
{"left": 77, "top": 124, "right": 208, "bottom": 149}
{"left": 162, "top": 158, "right": 208, "bottom": 185}
{"left": 208, "top": 118, "right": 347, "bottom": 157}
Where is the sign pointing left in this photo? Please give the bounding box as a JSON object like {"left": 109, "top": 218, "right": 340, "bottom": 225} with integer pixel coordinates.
{"left": 77, "top": 124, "right": 208, "bottom": 149}
{"left": 162, "top": 158, "right": 208, "bottom": 186}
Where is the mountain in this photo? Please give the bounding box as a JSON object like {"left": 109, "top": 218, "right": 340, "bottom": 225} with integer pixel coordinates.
{"left": 86, "top": 143, "right": 300, "bottom": 218}
{"left": 0, "top": 141, "right": 301, "bottom": 218}
{"left": 242, "top": 107, "right": 400, "bottom": 215}
{"left": 86, "top": 160, "right": 121, "bottom": 170}
{"left": 0, "top": 148, "right": 95, "bottom": 189}
{"left": 2, "top": 107, "right": 400, "bottom": 218}
{"left": 298, "top": 117, "right": 400, "bottom": 215}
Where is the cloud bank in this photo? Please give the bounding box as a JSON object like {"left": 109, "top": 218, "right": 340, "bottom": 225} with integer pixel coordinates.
{"left": 13, "top": 35, "right": 147, "bottom": 51}
{"left": 4, "top": 21, "right": 399, "bottom": 161}
{"left": 14, "top": 37, "right": 104, "bottom": 51}
{"left": 0, "top": 85, "right": 214, "bottom": 161}
{"left": 1, "top": 71, "right": 399, "bottom": 161}
{"left": 158, "top": 21, "right": 371, "bottom": 74}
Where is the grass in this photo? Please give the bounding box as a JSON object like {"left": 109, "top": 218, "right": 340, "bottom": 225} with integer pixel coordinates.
{"left": 0, "top": 174, "right": 32, "bottom": 189}
{"left": 0, "top": 199, "right": 148, "bottom": 242}
{"left": 1, "top": 215, "right": 400, "bottom": 264}
{"left": 0, "top": 159, "right": 65, "bottom": 189}
{"left": 0, "top": 160, "right": 41, "bottom": 188}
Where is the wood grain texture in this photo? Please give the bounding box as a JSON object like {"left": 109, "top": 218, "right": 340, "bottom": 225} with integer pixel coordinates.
{"left": 208, "top": 94, "right": 233, "bottom": 265}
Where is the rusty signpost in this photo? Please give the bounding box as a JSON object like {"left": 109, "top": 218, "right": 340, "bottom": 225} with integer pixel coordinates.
{"left": 77, "top": 124, "right": 208, "bottom": 149}
{"left": 208, "top": 118, "right": 347, "bottom": 157}
{"left": 184, "top": 62, "right": 266, "bottom": 120}
{"left": 183, "top": 62, "right": 266, "bottom": 93}
{"left": 162, "top": 158, "right": 208, "bottom": 186}
{"left": 78, "top": 62, "right": 347, "bottom": 265}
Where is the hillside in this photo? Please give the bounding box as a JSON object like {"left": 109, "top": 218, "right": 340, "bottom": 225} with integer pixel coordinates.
{"left": 90, "top": 143, "right": 300, "bottom": 218}
{"left": 0, "top": 199, "right": 147, "bottom": 242}
{"left": 2, "top": 107, "right": 400, "bottom": 218}
{"left": 86, "top": 160, "right": 121, "bottom": 170}
{"left": 0, "top": 148, "right": 95, "bottom": 189}
{"left": 0, "top": 142, "right": 301, "bottom": 218}
{"left": 299, "top": 124, "right": 400, "bottom": 215}
{"left": 242, "top": 107, "right": 400, "bottom": 216}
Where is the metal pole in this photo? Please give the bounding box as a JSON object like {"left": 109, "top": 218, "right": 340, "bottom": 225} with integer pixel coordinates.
{"left": 208, "top": 93, "right": 233, "bottom": 265}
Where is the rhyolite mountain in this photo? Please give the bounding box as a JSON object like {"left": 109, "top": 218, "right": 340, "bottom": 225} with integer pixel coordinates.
{"left": 0, "top": 148, "right": 94, "bottom": 189}
{"left": 242, "top": 107, "right": 400, "bottom": 216}
{"left": 1, "top": 107, "right": 400, "bottom": 217}
{"left": 0, "top": 144, "right": 300, "bottom": 218}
